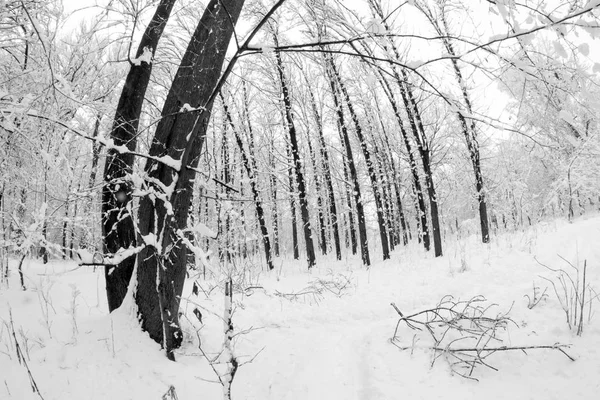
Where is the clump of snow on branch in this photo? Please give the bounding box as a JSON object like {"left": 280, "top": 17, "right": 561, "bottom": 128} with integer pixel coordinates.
{"left": 131, "top": 46, "right": 153, "bottom": 66}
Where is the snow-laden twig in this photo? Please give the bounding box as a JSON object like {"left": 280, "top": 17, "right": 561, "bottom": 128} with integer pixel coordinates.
{"left": 536, "top": 256, "right": 597, "bottom": 335}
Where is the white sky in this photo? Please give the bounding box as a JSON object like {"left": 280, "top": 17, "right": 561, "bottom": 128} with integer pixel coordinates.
{"left": 57, "top": 0, "right": 600, "bottom": 128}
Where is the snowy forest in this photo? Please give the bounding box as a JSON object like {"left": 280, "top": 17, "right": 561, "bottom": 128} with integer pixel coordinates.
{"left": 1, "top": 0, "right": 600, "bottom": 399}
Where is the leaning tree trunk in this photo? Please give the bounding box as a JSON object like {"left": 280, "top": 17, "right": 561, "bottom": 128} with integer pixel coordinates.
{"left": 377, "top": 109, "right": 409, "bottom": 246}
{"left": 440, "top": 20, "right": 490, "bottom": 244}
{"left": 102, "top": 0, "right": 176, "bottom": 312}
{"left": 268, "top": 139, "right": 280, "bottom": 257}
{"left": 370, "top": 56, "right": 429, "bottom": 251}
{"left": 365, "top": 4, "right": 440, "bottom": 255}
{"left": 373, "top": 137, "right": 397, "bottom": 249}
{"left": 330, "top": 61, "right": 390, "bottom": 261}
{"left": 307, "top": 85, "right": 342, "bottom": 260}
{"left": 305, "top": 130, "right": 328, "bottom": 256}
{"left": 274, "top": 41, "right": 316, "bottom": 269}
{"left": 416, "top": 1, "right": 490, "bottom": 244}
{"left": 303, "top": 74, "right": 341, "bottom": 259}
{"left": 325, "top": 55, "right": 369, "bottom": 266}
{"left": 135, "top": 0, "right": 246, "bottom": 360}
{"left": 220, "top": 93, "right": 274, "bottom": 270}
{"left": 398, "top": 73, "right": 443, "bottom": 257}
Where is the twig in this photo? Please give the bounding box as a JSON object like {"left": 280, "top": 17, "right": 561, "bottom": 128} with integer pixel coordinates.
{"left": 9, "top": 308, "right": 44, "bottom": 399}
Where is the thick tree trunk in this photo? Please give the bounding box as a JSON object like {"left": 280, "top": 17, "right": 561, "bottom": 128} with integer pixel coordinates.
{"left": 274, "top": 42, "right": 316, "bottom": 269}
{"left": 102, "top": 0, "right": 176, "bottom": 312}
{"left": 135, "top": 0, "right": 245, "bottom": 360}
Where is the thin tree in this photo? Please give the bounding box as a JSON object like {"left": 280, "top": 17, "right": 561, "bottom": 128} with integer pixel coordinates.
{"left": 328, "top": 58, "right": 391, "bottom": 260}
{"left": 220, "top": 91, "right": 274, "bottom": 270}
{"left": 324, "top": 53, "right": 370, "bottom": 266}
{"left": 416, "top": 0, "right": 490, "bottom": 243}
{"left": 274, "top": 33, "right": 316, "bottom": 268}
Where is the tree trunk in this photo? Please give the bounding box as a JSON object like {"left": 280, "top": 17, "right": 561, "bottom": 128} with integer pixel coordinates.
{"left": 307, "top": 83, "right": 342, "bottom": 260}
{"left": 102, "top": 0, "right": 176, "bottom": 312}
{"left": 268, "top": 141, "right": 280, "bottom": 257}
{"left": 286, "top": 140, "right": 300, "bottom": 260}
{"left": 274, "top": 41, "right": 316, "bottom": 268}
{"left": 62, "top": 183, "right": 70, "bottom": 259}
{"left": 220, "top": 93, "right": 273, "bottom": 270}
{"left": 135, "top": 0, "right": 245, "bottom": 360}
{"left": 424, "top": 2, "right": 490, "bottom": 244}
{"left": 342, "top": 159, "right": 358, "bottom": 255}
{"left": 378, "top": 118, "right": 409, "bottom": 246}
{"left": 325, "top": 55, "right": 369, "bottom": 266}
{"left": 330, "top": 61, "right": 390, "bottom": 261}
{"left": 374, "top": 68, "right": 428, "bottom": 249}
{"left": 305, "top": 131, "right": 327, "bottom": 255}
{"left": 398, "top": 73, "right": 443, "bottom": 257}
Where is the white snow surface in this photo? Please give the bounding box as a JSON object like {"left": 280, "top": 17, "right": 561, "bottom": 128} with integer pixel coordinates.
{"left": 1, "top": 215, "right": 600, "bottom": 399}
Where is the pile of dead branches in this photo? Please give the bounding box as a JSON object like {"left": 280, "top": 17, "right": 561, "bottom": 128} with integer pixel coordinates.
{"left": 274, "top": 273, "right": 353, "bottom": 304}
{"left": 390, "top": 295, "right": 574, "bottom": 380}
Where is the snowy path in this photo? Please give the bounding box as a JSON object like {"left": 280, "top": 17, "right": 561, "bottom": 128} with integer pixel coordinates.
{"left": 1, "top": 215, "right": 600, "bottom": 399}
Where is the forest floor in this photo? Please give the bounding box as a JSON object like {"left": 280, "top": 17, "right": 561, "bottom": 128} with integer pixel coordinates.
{"left": 1, "top": 214, "right": 600, "bottom": 400}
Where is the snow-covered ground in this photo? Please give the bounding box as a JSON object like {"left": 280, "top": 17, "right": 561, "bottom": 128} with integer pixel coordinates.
{"left": 1, "top": 215, "right": 600, "bottom": 399}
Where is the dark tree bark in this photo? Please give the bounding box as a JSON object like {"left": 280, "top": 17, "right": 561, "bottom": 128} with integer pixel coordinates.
{"left": 325, "top": 55, "right": 369, "bottom": 266}
{"left": 305, "top": 131, "right": 327, "bottom": 255}
{"left": 398, "top": 73, "right": 443, "bottom": 257}
{"left": 69, "top": 183, "right": 80, "bottom": 259}
{"left": 268, "top": 139, "right": 280, "bottom": 257}
{"left": 367, "top": 1, "right": 440, "bottom": 255}
{"left": 220, "top": 93, "right": 274, "bottom": 270}
{"left": 88, "top": 114, "right": 101, "bottom": 191}
{"left": 135, "top": 0, "right": 246, "bottom": 360}
{"left": 376, "top": 111, "right": 409, "bottom": 246}
{"left": 332, "top": 64, "right": 390, "bottom": 261}
{"left": 342, "top": 158, "right": 358, "bottom": 255}
{"left": 286, "top": 143, "right": 300, "bottom": 260}
{"left": 62, "top": 181, "right": 70, "bottom": 259}
{"left": 372, "top": 137, "right": 396, "bottom": 249}
{"left": 415, "top": 1, "right": 490, "bottom": 244}
{"left": 102, "top": 0, "right": 176, "bottom": 312}
{"left": 220, "top": 121, "right": 233, "bottom": 262}
{"left": 369, "top": 55, "right": 429, "bottom": 250}
{"left": 274, "top": 39, "right": 316, "bottom": 269}
{"left": 307, "top": 85, "right": 342, "bottom": 260}
{"left": 440, "top": 18, "right": 490, "bottom": 244}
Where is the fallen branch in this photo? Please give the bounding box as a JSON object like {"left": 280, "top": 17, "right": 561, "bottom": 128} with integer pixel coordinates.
{"left": 390, "top": 296, "right": 574, "bottom": 381}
